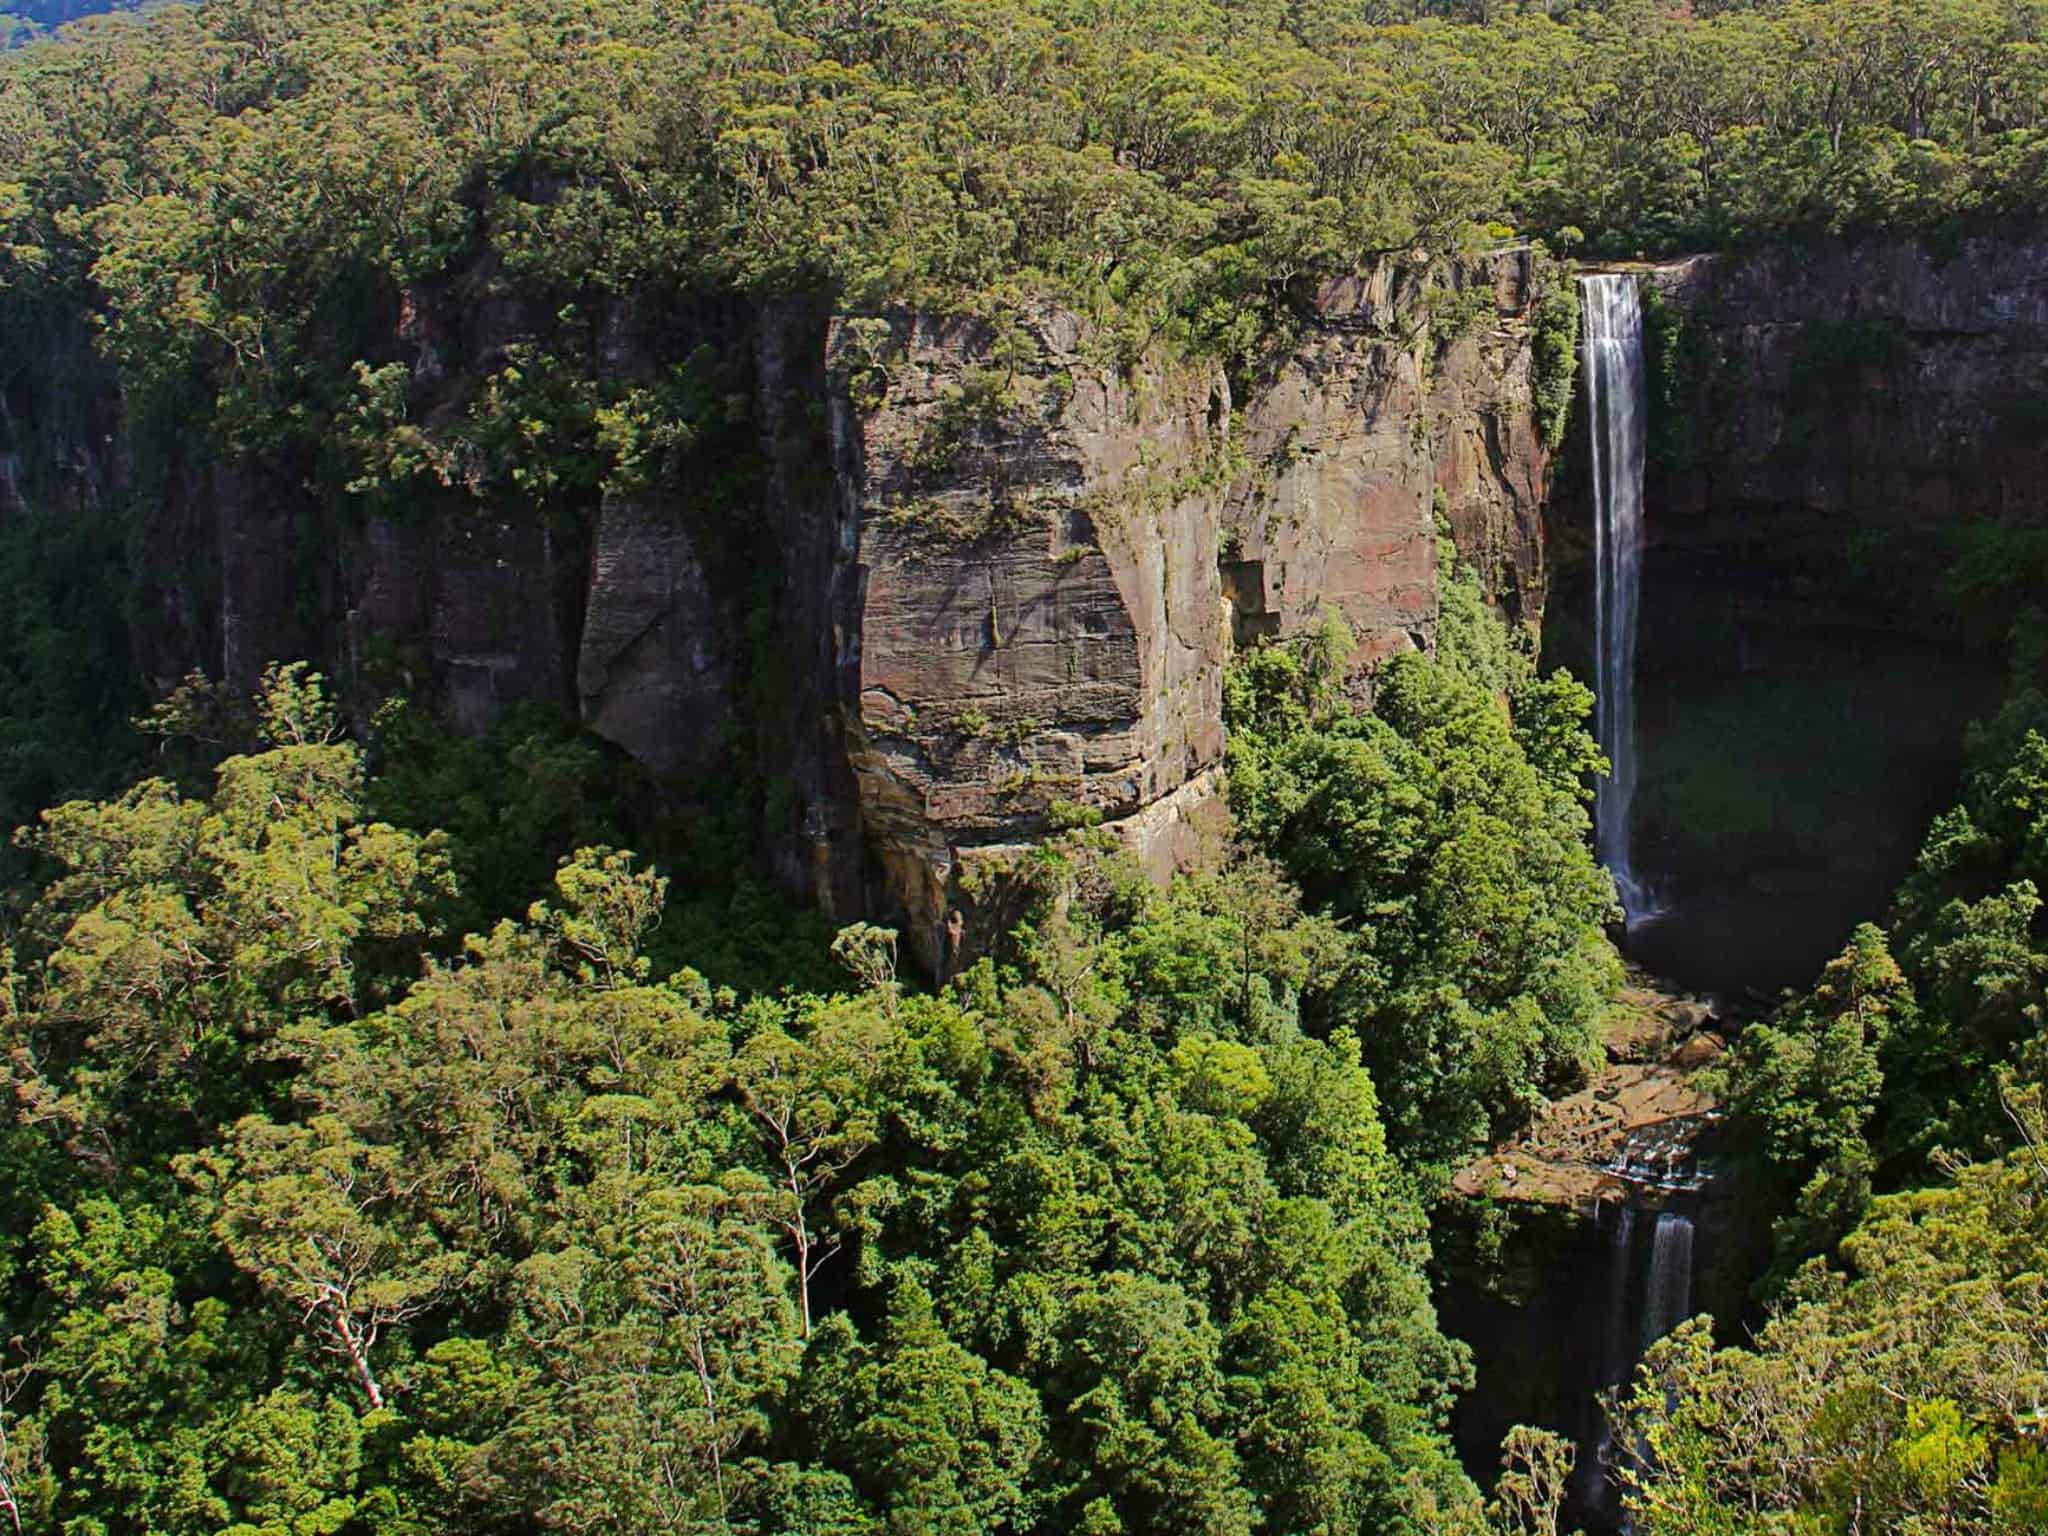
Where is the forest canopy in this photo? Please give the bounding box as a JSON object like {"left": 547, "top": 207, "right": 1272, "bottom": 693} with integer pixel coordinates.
{"left": 8, "top": 1, "right": 2048, "bottom": 1532}
{"left": 9, "top": 0, "right": 2048, "bottom": 379}
{"left": 0, "top": 648, "right": 1614, "bottom": 1533}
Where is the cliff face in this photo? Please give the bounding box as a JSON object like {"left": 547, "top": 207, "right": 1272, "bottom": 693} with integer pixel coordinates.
{"left": 818, "top": 251, "right": 1555, "bottom": 968}
{"left": 822, "top": 308, "right": 1234, "bottom": 971}
{"left": 1, "top": 251, "right": 1558, "bottom": 967}
{"left": 1223, "top": 250, "right": 1553, "bottom": 670}
{"left": 1646, "top": 234, "right": 2048, "bottom": 578}
{"left": 1545, "top": 234, "right": 2048, "bottom": 994}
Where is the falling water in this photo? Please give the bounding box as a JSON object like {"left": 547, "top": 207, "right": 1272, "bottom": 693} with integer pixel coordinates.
{"left": 1582, "top": 273, "right": 1652, "bottom": 922}
{"left": 1570, "top": 1207, "right": 1698, "bottom": 1532}
{"left": 1603, "top": 1204, "right": 1639, "bottom": 1351}
{"left": 1576, "top": 1202, "right": 1639, "bottom": 1514}
{"left": 1638, "top": 1211, "right": 1695, "bottom": 1350}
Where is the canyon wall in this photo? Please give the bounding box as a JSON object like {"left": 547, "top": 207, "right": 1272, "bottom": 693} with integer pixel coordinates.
{"left": 798, "top": 249, "right": 1556, "bottom": 969}
{"left": 1547, "top": 231, "right": 2048, "bottom": 993}
{"left": 1224, "top": 251, "right": 1552, "bottom": 663}
{"left": 1645, "top": 232, "right": 2048, "bottom": 586}
{"left": 22, "top": 230, "right": 2047, "bottom": 982}
{"left": 823, "top": 307, "right": 1234, "bottom": 972}
{"left": 0, "top": 250, "right": 1559, "bottom": 968}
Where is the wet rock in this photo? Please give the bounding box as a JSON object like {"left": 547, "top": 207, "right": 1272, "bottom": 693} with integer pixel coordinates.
{"left": 1452, "top": 979, "right": 1725, "bottom": 1210}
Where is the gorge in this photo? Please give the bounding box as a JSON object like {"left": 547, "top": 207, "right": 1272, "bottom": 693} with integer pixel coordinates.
{"left": 1537, "top": 239, "right": 2040, "bottom": 999}
{"left": 5, "top": 248, "right": 1561, "bottom": 972}
{"left": 11, "top": 2, "right": 2048, "bottom": 1529}
{"left": 12, "top": 233, "right": 2028, "bottom": 993}
{"left": 13, "top": 230, "right": 2032, "bottom": 1518}
{"left": 1436, "top": 234, "right": 2048, "bottom": 1526}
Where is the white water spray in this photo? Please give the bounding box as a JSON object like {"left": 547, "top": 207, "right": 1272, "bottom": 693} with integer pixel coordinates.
{"left": 1582, "top": 273, "right": 1653, "bottom": 923}
{"left": 1638, "top": 1211, "right": 1695, "bottom": 1350}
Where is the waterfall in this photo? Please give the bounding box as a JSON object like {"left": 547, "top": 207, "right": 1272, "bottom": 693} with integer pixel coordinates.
{"left": 1598, "top": 1204, "right": 1638, "bottom": 1389}
{"left": 1577, "top": 1202, "right": 1639, "bottom": 1513}
{"left": 1582, "top": 273, "right": 1652, "bottom": 922}
{"left": 1638, "top": 1211, "right": 1695, "bottom": 1349}
{"left": 1577, "top": 1208, "right": 1695, "bottom": 1532}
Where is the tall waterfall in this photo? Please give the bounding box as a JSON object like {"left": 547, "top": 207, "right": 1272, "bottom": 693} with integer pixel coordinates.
{"left": 1582, "top": 273, "right": 1652, "bottom": 922}
{"left": 1638, "top": 1211, "right": 1695, "bottom": 1349}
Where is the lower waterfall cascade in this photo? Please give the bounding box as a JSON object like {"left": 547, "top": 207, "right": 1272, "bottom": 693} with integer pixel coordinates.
{"left": 1566, "top": 1204, "right": 1704, "bottom": 1528}
{"left": 1638, "top": 1211, "right": 1696, "bottom": 1351}
{"left": 1576, "top": 1203, "right": 1640, "bottom": 1514}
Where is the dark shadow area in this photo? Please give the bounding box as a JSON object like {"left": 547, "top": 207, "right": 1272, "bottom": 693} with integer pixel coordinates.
{"left": 1438, "top": 1187, "right": 1739, "bottom": 1536}
{"left": 1545, "top": 537, "right": 2000, "bottom": 1001}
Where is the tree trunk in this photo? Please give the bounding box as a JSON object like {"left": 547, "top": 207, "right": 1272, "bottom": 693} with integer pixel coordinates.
{"left": 788, "top": 1166, "right": 814, "bottom": 1339}
{"left": 329, "top": 1304, "right": 386, "bottom": 1410}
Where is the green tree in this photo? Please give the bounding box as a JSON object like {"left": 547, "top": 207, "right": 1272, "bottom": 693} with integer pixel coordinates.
{"left": 1227, "top": 590, "right": 1616, "bottom": 1163}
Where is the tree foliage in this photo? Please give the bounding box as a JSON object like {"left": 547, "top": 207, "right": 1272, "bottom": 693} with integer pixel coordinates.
{"left": 0, "top": 666, "right": 1512, "bottom": 1534}
{"left": 10, "top": 0, "right": 2048, "bottom": 474}
{"left": 1225, "top": 570, "right": 1618, "bottom": 1168}
{"left": 1647, "top": 623, "right": 2048, "bottom": 1532}
{"left": 1614, "top": 1111, "right": 2048, "bottom": 1536}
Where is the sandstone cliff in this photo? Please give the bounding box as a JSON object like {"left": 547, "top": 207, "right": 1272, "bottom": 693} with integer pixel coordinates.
{"left": 0, "top": 252, "right": 1559, "bottom": 969}
{"left": 822, "top": 307, "right": 1233, "bottom": 972}
{"left": 1223, "top": 249, "right": 1552, "bottom": 669}
{"left": 818, "top": 250, "right": 1556, "bottom": 969}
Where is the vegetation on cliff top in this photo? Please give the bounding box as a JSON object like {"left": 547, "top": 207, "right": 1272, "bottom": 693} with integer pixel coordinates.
{"left": 9, "top": 0, "right": 2048, "bottom": 427}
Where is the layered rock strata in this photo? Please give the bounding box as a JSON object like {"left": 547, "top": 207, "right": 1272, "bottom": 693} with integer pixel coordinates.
{"left": 825, "top": 308, "right": 1233, "bottom": 969}
{"left": 1450, "top": 984, "right": 1726, "bottom": 1212}
{"left": 1222, "top": 248, "right": 1553, "bottom": 672}
{"left": 1, "top": 251, "right": 1559, "bottom": 967}
{"left": 825, "top": 250, "right": 1555, "bottom": 966}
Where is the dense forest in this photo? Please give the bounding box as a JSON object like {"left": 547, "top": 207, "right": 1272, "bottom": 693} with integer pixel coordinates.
{"left": 0, "top": 587, "right": 1619, "bottom": 1531}
{"left": 6, "top": 0, "right": 2048, "bottom": 1532}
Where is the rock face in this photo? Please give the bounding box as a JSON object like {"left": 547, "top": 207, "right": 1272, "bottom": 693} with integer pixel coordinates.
{"left": 1645, "top": 234, "right": 2048, "bottom": 574}
{"left": 344, "top": 509, "right": 579, "bottom": 736}
{"left": 821, "top": 253, "right": 1557, "bottom": 967}
{"left": 1545, "top": 235, "right": 2048, "bottom": 994}
{"left": 826, "top": 308, "right": 1234, "bottom": 970}
{"left": 575, "top": 496, "right": 729, "bottom": 777}
{"left": 1431, "top": 251, "right": 1554, "bottom": 628}
{"left": 1222, "top": 249, "right": 1554, "bottom": 673}
{"left": 1, "top": 251, "right": 1560, "bottom": 967}
{"left": 1450, "top": 984, "right": 1725, "bottom": 1212}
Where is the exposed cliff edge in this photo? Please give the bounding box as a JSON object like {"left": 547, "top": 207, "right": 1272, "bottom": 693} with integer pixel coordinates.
{"left": 820, "top": 307, "right": 1232, "bottom": 972}
{"left": 1645, "top": 232, "right": 2048, "bottom": 580}
{"left": 43, "top": 227, "right": 2040, "bottom": 988}
{"left": 0, "top": 251, "right": 1555, "bottom": 965}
